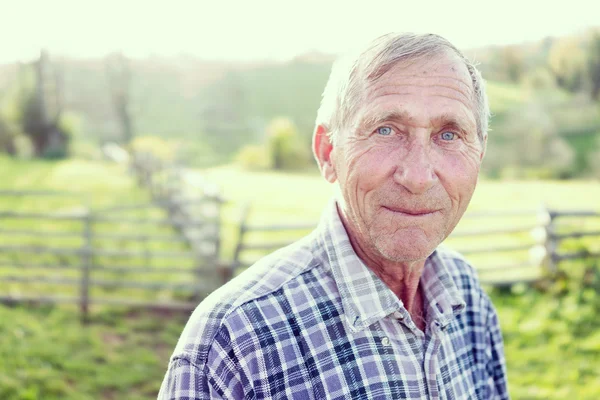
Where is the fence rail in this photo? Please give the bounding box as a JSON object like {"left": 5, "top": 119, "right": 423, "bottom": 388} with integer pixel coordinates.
{"left": 0, "top": 188, "right": 225, "bottom": 321}
{"left": 232, "top": 205, "right": 600, "bottom": 287}
{"left": 2, "top": 162, "right": 599, "bottom": 321}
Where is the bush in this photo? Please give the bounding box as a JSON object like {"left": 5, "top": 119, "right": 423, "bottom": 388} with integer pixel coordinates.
{"left": 523, "top": 67, "right": 556, "bottom": 91}
{"left": 487, "top": 101, "right": 575, "bottom": 179}
{"left": 71, "top": 141, "right": 102, "bottom": 161}
{"left": 589, "top": 136, "right": 600, "bottom": 178}
{"left": 175, "top": 140, "right": 222, "bottom": 168}
{"left": 266, "top": 117, "right": 312, "bottom": 171}
{"left": 130, "top": 136, "right": 176, "bottom": 163}
{"left": 12, "top": 135, "right": 34, "bottom": 159}
{"left": 235, "top": 144, "right": 270, "bottom": 170}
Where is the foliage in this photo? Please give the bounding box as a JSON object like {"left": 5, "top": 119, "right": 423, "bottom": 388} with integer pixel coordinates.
{"left": 235, "top": 144, "right": 271, "bottom": 170}
{"left": 0, "top": 306, "right": 185, "bottom": 400}
{"left": 495, "top": 280, "right": 600, "bottom": 399}
{"left": 235, "top": 117, "right": 313, "bottom": 171}
{"left": 70, "top": 140, "right": 103, "bottom": 161}
{"left": 106, "top": 53, "right": 134, "bottom": 144}
{"left": 4, "top": 37, "right": 599, "bottom": 175}
{"left": 498, "top": 46, "right": 526, "bottom": 83}
{"left": 523, "top": 67, "right": 556, "bottom": 91}
{"left": 548, "top": 37, "right": 588, "bottom": 92}
{"left": 0, "top": 56, "right": 71, "bottom": 159}
{"left": 266, "top": 117, "right": 312, "bottom": 171}
{"left": 130, "top": 135, "right": 177, "bottom": 164}
{"left": 486, "top": 100, "right": 575, "bottom": 178}
{"left": 0, "top": 116, "right": 17, "bottom": 154}
{"left": 174, "top": 139, "right": 223, "bottom": 168}
{"left": 587, "top": 31, "right": 600, "bottom": 100}
{"left": 589, "top": 136, "right": 600, "bottom": 178}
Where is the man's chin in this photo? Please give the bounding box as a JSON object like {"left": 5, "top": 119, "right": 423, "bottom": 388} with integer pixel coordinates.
{"left": 370, "top": 229, "right": 441, "bottom": 262}
{"left": 373, "top": 240, "right": 436, "bottom": 264}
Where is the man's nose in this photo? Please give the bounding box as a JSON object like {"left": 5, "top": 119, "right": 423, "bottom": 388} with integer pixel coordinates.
{"left": 393, "top": 142, "right": 437, "bottom": 194}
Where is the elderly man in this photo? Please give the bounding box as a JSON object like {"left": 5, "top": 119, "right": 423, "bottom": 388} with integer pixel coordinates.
{"left": 159, "top": 33, "right": 509, "bottom": 399}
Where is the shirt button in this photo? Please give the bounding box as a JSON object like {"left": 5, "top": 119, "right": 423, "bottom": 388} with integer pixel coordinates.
{"left": 381, "top": 337, "right": 390, "bottom": 346}
{"left": 393, "top": 311, "right": 404, "bottom": 320}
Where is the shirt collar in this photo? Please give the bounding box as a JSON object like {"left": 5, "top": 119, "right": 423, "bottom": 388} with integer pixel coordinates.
{"left": 316, "top": 199, "right": 465, "bottom": 332}
{"left": 421, "top": 249, "right": 466, "bottom": 329}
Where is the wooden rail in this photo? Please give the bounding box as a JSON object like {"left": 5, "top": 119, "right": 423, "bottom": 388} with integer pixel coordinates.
{"left": 2, "top": 178, "right": 598, "bottom": 321}
{"left": 0, "top": 189, "right": 224, "bottom": 321}
{"left": 231, "top": 206, "right": 600, "bottom": 288}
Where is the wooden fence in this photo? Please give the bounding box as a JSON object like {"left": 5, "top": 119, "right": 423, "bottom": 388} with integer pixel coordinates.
{"left": 0, "top": 190, "right": 226, "bottom": 321}
{"left": 232, "top": 204, "right": 600, "bottom": 287}
{"left": 547, "top": 210, "right": 600, "bottom": 268}
{"left": 2, "top": 150, "right": 598, "bottom": 320}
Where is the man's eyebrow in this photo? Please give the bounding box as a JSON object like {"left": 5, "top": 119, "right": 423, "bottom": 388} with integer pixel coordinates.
{"left": 359, "top": 110, "right": 412, "bottom": 129}
{"left": 359, "top": 110, "right": 475, "bottom": 131}
{"left": 431, "top": 112, "right": 476, "bottom": 131}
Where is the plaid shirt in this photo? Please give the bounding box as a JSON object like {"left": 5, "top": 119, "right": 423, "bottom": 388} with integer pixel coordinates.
{"left": 159, "top": 200, "right": 509, "bottom": 399}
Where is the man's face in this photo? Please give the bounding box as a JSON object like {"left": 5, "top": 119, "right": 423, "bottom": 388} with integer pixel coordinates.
{"left": 316, "top": 51, "right": 486, "bottom": 263}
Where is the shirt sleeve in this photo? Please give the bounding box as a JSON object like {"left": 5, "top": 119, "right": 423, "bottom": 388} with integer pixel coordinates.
{"left": 485, "top": 301, "right": 510, "bottom": 400}
{"left": 158, "top": 325, "right": 248, "bottom": 399}
{"left": 158, "top": 357, "right": 212, "bottom": 400}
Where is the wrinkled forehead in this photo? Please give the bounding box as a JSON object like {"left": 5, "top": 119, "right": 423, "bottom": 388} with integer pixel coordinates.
{"left": 354, "top": 51, "right": 477, "bottom": 127}
{"left": 365, "top": 50, "right": 475, "bottom": 100}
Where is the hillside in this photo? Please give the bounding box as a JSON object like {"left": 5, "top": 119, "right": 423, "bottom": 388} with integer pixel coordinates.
{"left": 2, "top": 32, "right": 600, "bottom": 176}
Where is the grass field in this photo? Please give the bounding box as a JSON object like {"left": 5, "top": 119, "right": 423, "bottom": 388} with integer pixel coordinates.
{"left": 0, "top": 157, "right": 203, "bottom": 399}
{"left": 0, "top": 157, "right": 599, "bottom": 399}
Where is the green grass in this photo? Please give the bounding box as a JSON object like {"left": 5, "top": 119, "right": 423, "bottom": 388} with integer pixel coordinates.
{"left": 0, "top": 305, "right": 187, "bottom": 400}
{"left": 494, "top": 280, "right": 600, "bottom": 399}
{"left": 486, "top": 81, "right": 532, "bottom": 115}
{"left": 0, "top": 157, "right": 205, "bottom": 399}
{"left": 0, "top": 156, "right": 210, "bottom": 304}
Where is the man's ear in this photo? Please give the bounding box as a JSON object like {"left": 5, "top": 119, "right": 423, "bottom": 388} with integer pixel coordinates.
{"left": 479, "top": 134, "right": 488, "bottom": 162}
{"left": 312, "top": 124, "right": 337, "bottom": 183}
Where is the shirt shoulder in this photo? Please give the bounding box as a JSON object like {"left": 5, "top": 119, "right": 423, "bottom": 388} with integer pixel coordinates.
{"left": 435, "top": 245, "right": 496, "bottom": 317}
{"left": 169, "top": 233, "right": 323, "bottom": 368}
{"left": 436, "top": 245, "right": 482, "bottom": 290}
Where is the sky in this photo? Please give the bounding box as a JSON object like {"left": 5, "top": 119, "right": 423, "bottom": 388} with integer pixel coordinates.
{"left": 1, "top": 0, "right": 598, "bottom": 63}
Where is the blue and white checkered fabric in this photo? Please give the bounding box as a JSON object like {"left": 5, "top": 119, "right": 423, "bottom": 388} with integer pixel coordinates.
{"left": 159, "top": 200, "right": 509, "bottom": 399}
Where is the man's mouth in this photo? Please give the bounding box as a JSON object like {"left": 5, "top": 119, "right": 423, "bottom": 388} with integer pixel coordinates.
{"left": 382, "top": 206, "right": 439, "bottom": 216}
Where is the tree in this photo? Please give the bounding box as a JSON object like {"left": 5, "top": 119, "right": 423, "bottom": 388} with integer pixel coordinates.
{"left": 548, "top": 37, "right": 587, "bottom": 92}
{"left": 486, "top": 100, "right": 575, "bottom": 178}
{"left": 589, "top": 136, "right": 600, "bottom": 178}
{"left": 0, "top": 117, "right": 16, "bottom": 154}
{"left": 587, "top": 32, "right": 600, "bottom": 101}
{"left": 500, "top": 46, "right": 525, "bottom": 83}
{"left": 199, "top": 71, "right": 250, "bottom": 154}
{"left": 106, "top": 53, "right": 134, "bottom": 144}
{"left": 266, "top": 117, "right": 311, "bottom": 171}
{"left": 19, "top": 51, "right": 69, "bottom": 158}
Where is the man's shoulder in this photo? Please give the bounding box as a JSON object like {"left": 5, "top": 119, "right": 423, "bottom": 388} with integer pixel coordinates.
{"left": 435, "top": 245, "right": 496, "bottom": 320}
{"left": 436, "top": 245, "right": 479, "bottom": 279}
{"left": 169, "top": 234, "right": 324, "bottom": 366}
{"left": 435, "top": 245, "right": 488, "bottom": 298}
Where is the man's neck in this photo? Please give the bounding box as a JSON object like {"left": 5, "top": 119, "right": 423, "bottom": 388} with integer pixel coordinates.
{"left": 338, "top": 212, "right": 427, "bottom": 322}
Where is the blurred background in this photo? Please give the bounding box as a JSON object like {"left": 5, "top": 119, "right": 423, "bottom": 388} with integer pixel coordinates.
{"left": 0, "top": 1, "right": 599, "bottom": 399}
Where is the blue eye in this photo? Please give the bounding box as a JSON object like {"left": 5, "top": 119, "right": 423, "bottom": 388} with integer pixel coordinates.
{"left": 377, "top": 126, "right": 392, "bottom": 136}
{"left": 440, "top": 131, "right": 456, "bottom": 141}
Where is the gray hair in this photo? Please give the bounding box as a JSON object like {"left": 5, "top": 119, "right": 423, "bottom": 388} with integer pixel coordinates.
{"left": 315, "top": 33, "right": 490, "bottom": 144}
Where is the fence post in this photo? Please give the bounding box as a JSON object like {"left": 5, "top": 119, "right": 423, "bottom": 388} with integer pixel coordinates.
{"left": 232, "top": 202, "right": 251, "bottom": 276}
{"left": 543, "top": 207, "right": 558, "bottom": 275}
{"left": 80, "top": 209, "right": 93, "bottom": 323}
{"left": 214, "top": 197, "right": 233, "bottom": 284}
